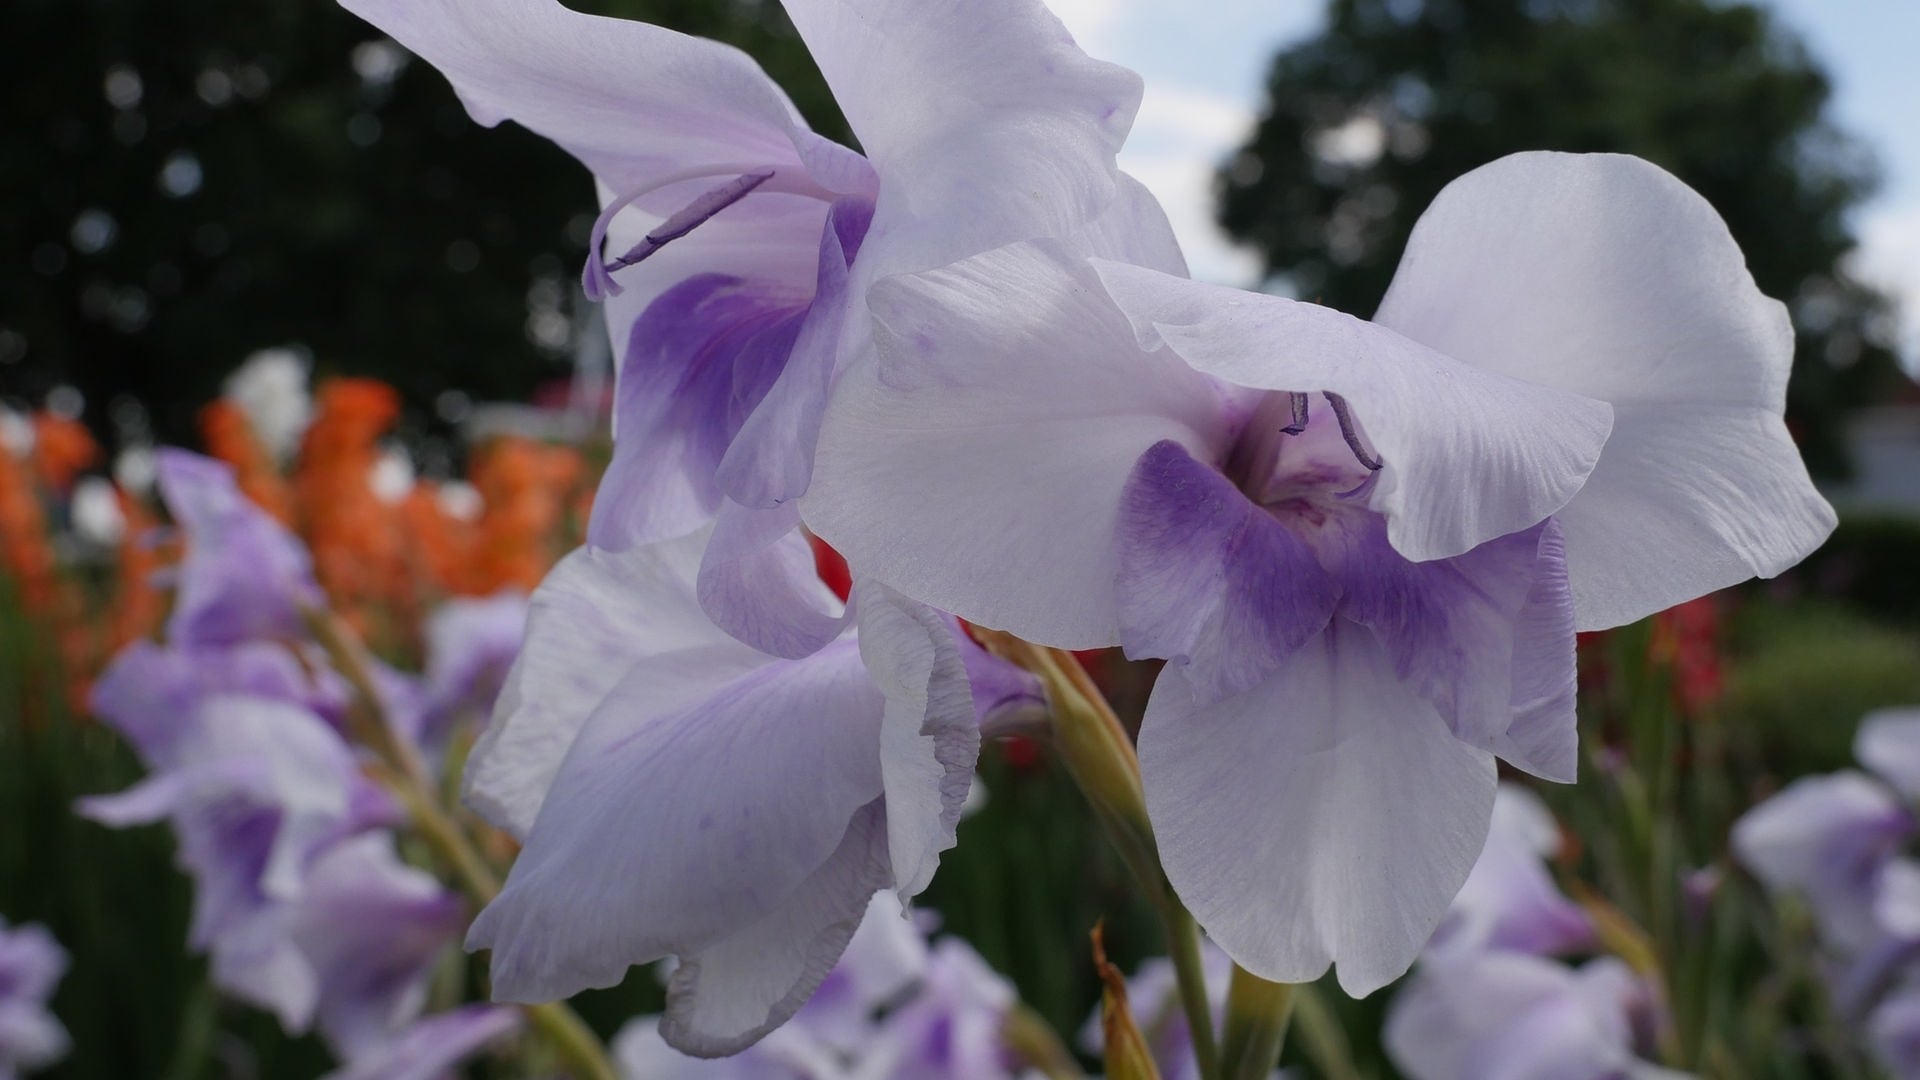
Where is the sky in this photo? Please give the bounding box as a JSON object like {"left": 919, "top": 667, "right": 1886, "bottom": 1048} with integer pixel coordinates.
{"left": 1047, "top": 0, "right": 1920, "bottom": 367}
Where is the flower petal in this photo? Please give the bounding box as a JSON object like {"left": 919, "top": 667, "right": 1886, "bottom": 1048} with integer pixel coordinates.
{"left": 696, "top": 501, "right": 850, "bottom": 661}
{"left": 1093, "top": 263, "right": 1614, "bottom": 564}
{"left": 1372, "top": 151, "right": 1833, "bottom": 627}
{"left": 854, "top": 582, "right": 979, "bottom": 896}
{"left": 1731, "top": 770, "right": 1912, "bottom": 952}
{"left": 1430, "top": 784, "right": 1593, "bottom": 959}
{"left": 1141, "top": 622, "right": 1498, "bottom": 994}
{"left": 321, "top": 1006, "right": 523, "bottom": 1080}
{"left": 464, "top": 533, "right": 760, "bottom": 837}
{"left": 337, "top": 0, "right": 865, "bottom": 201}
{"left": 1327, "top": 517, "right": 1577, "bottom": 781}
{"left": 1855, "top": 708, "right": 1920, "bottom": 802}
{"left": 1115, "top": 439, "right": 1336, "bottom": 700}
{"left": 806, "top": 241, "right": 1227, "bottom": 648}
{"left": 466, "top": 640, "right": 886, "bottom": 1004}
{"left": 658, "top": 802, "right": 890, "bottom": 1056}
{"left": 779, "top": 0, "right": 1141, "bottom": 276}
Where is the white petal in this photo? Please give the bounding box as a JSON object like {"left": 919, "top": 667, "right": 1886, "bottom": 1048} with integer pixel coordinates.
{"left": 1142, "top": 622, "right": 1498, "bottom": 994}
{"left": 853, "top": 582, "right": 979, "bottom": 896}
{"left": 780, "top": 0, "right": 1141, "bottom": 276}
{"left": 805, "top": 241, "right": 1227, "bottom": 647}
{"left": 466, "top": 641, "right": 886, "bottom": 1003}
{"left": 1373, "top": 151, "right": 1833, "bottom": 626}
{"left": 696, "top": 501, "right": 849, "bottom": 662}
{"left": 1093, "top": 263, "right": 1614, "bottom": 563}
{"left": 464, "top": 533, "right": 760, "bottom": 837}
{"left": 338, "top": 0, "right": 864, "bottom": 201}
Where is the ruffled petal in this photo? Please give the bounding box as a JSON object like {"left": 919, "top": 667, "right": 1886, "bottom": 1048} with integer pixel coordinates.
{"left": 464, "top": 533, "right": 760, "bottom": 837}
{"left": 1372, "top": 151, "right": 1833, "bottom": 627}
{"left": 1141, "top": 622, "right": 1498, "bottom": 994}
{"left": 854, "top": 582, "right": 979, "bottom": 896}
{"left": 780, "top": 0, "right": 1141, "bottom": 277}
{"left": 806, "top": 241, "right": 1227, "bottom": 648}
{"left": 1093, "top": 263, "right": 1614, "bottom": 564}
{"left": 466, "top": 640, "right": 886, "bottom": 1003}
{"left": 1115, "top": 439, "right": 1336, "bottom": 700}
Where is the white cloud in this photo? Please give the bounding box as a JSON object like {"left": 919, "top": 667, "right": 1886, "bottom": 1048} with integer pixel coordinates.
{"left": 1852, "top": 202, "right": 1920, "bottom": 377}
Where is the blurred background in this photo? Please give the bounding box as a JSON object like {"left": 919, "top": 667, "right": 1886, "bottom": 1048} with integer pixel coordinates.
{"left": 3, "top": 0, "right": 1918, "bottom": 1077}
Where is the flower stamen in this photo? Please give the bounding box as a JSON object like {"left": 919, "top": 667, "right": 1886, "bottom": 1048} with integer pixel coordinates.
{"left": 1324, "top": 391, "right": 1383, "bottom": 472}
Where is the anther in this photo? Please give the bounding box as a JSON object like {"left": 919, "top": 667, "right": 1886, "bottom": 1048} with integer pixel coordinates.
{"left": 1324, "top": 392, "right": 1383, "bottom": 472}
{"left": 1279, "top": 391, "right": 1309, "bottom": 435}
{"left": 606, "top": 169, "right": 775, "bottom": 272}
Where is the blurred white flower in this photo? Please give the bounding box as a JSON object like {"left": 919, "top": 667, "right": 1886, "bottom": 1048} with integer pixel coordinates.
{"left": 71, "top": 476, "right": 127, "bottom": 546}
{"left": 223, "top": 348, "right": 313, "bottom": 462}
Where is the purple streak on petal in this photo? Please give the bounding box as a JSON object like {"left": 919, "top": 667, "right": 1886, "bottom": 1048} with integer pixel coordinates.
{"left": 697, "top": 501, "right": 850, "bottom": 660}
{"left": 1114, "top": 439, "right": 1337, "bottom": 702}
{"left": 587, "top": 275, "right": 808, "bottom": 550}
{"left": 321, "top": 1005, "right": 522, "bottom": 1080}
{"left": 1327, "top": 514, "right": 1569, "bottom": 767}
{"left": 716, "top": 195, "right": 874, "bottom": 510}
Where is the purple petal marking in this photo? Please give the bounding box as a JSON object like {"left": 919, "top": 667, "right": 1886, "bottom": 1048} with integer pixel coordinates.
{"left": 1325, "top": 515, "right": 1568, "bottom": 760}
{"left": 587, "top": 274, "right": 807, "bottom": 550}
{"left": 1115, "top": 439, "right": 1337, "bottom": 702}
{"left": 715, "top": 195, "right": 874, "bottom": 510}
{"left": 608, "top": 170, "right": 777, "bottom": 273}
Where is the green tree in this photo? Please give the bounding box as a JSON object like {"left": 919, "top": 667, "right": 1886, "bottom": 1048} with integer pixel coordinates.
{"left": 0, "top": 0, "right": 848, "bottom": 446}
{"left": 1217, "top": 0, "right": 1903, "bottom": 478}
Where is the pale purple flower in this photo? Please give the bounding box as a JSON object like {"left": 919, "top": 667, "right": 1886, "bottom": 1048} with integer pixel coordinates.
{"left": 615, "top": 1015, "right": 846, "bottom": 1080}
{"left": 1428, "top": 784, "right": 1594, "bottom": 960}
{"left": 846, "top": 938, "right": 1017, "bottom": 1080}
{"left": 0, "top": 918, "right": 69, "bottom": 1080}
{"left": 791, "top": 892, "right": 931, "bottom": 1053}
{"left": 1869, "top": 982, "right": 1920, "bottom": 1080}
{"left": 337, "top": 0, "right": 1152, "bottom": 569}
{"left": 321, "top": 1005, "right": 522, "bottom": 1080}
{"left": 153, "top": 449, "right": 322, "bottom": 647}
{"left": 461, "top": 527, "right": 1039, "bottom": 1056}
{"left": 417, "top": 591, "right": 528, "bottom": 749}
{"left": 807, "top": 151, "right": 1834, "bottom": 993}
{"left": 1858, "top": 709, "right": 1920, "bottom": 803}
{"left": 1385, "top": 952, "right": 1685, "bottom": 1080}
{"left": 1079, "top": 937, "right": 1234, "bottom": 1080}
{"left": 1734, "top": 766, "right": 1917, "bottom": 956}
{"left": 80, "top": 693, "right": 399, "bottom": 966}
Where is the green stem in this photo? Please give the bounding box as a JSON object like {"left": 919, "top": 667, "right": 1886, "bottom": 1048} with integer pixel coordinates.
{"left": 303, "top": 608, "right": 619, "bottom": 1080}
{"left": 1219, "top": 964, "right": 1295, "bottom": 1080}
{"left": 973, "top": 630, "right": 1222, "bottom": 1080}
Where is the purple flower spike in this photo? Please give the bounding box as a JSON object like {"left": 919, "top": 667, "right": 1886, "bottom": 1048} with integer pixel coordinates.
{"left": 0, "top": 918, "right": 70, "bottom": 1078}
{"left": 809, "top": 152, "right": 1831, "bottom": 993}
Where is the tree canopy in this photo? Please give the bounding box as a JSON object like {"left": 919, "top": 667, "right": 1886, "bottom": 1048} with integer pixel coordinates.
{"left": 1217, "top": 0, "right": 1904, "bottom": 477}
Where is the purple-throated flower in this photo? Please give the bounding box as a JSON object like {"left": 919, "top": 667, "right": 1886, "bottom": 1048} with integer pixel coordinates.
{"left": 337, "top": 0, "right": 1169, "bottom": 656}
{"left": 807, "top": 151, "right": 1834, "bottom": 993}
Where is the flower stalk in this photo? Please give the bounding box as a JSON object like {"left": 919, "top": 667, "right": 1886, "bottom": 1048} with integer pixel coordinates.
{"left": 1219, "top": 964, "right": 1295, "bottom": 1080}
{"left": 974, "top": 629, "right": 1221, "bottom": 1080}
{"left": 302, "top": 607, "right": 619, "bottom": 1080}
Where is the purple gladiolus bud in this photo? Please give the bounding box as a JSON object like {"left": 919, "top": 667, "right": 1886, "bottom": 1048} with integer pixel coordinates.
{"left": 0, "top": 918, "right": 70, "bottom": 1078}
